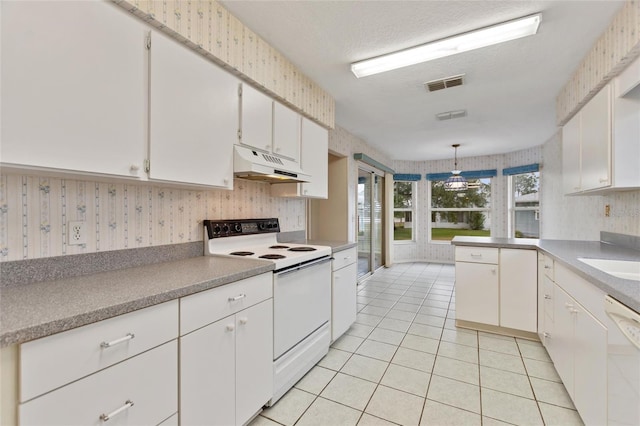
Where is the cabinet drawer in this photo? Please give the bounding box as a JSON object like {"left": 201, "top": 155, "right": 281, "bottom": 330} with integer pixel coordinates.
{"left": 180, "top": 273, "right": 272, "bottom": 335}
{"left": 19, "top": 340, "right": 178, "bottom": 426}
{"left": 454, "top": 247, "right": 498, "bottom": 264}
{"left": 333, "top": 247, "right": 357, "bottom": 271}
{"left": 20, "top": 300, "right": 178, "bottom": 402}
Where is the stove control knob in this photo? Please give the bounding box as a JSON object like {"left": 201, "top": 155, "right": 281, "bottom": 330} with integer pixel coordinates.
{"left": 213, "top": 225, "right": 221, "bottom": 234}
{"left": 234, "top": 223, "right": 242, "bottom": 233}
{"left": 258, "top": 222, "right": 266, "bottom": 231}
{"left": 222, "top": 225, "right": 229, "bottom": 233}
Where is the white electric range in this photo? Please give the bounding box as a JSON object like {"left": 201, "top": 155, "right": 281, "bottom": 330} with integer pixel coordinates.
{"left": 204, "top": 218, "right": 332, "bottom": 405}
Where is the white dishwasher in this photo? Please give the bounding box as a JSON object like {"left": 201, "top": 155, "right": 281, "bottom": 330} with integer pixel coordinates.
{"left": 604, "top": 296, "right": 640, "bottom": 426}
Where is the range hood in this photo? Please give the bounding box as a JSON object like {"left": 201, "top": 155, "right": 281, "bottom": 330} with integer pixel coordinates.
{"left": 233, "top": 145, "right": 311, "bottom": 184}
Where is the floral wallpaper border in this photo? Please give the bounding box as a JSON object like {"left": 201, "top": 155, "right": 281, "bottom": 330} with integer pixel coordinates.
{"left": 114, "top": 0, "right": 335, "bottom": 129}
{"left": 556, "top": 0, "right": 640, "bottom": 125}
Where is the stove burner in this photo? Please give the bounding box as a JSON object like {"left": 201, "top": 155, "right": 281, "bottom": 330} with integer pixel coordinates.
{"left": 230, "top": 251, "right": 255, "bottom": 256}
{"left": 288, "top": 247, "right": 317, "bottom": 252}
{"left": 269, "top": 245, "right": 290, "bottom": 249}
{"left": 259, "top": 254, "right": 286, "bottom": 260}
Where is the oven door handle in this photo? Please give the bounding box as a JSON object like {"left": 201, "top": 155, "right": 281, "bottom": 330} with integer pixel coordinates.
{"left": 274, "top": 256, "right": 332, "bottom": 277}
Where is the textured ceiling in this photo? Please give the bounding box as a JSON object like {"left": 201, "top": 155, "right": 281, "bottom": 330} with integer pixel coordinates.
{"left": 221, "top": 0, "right": 624, "bottom": 161}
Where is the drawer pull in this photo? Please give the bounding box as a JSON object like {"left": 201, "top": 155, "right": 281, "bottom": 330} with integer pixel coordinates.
{"left": 239, "top": 317, "right": 248, "bottom": 325}
{"left": 100, "top": 400, "right": 134, "bottom": 422}
{"left": 226, "top": 324, "right": 235, "bottom": 332}
{"left": 100, "top": 333, "right": 135, "bottom": 349}
{"left": 470, "top": 253, "right": 483, "bottom": 258}
{"left": 544, "top": 294, "right": 551, "bottom": 300}
{"left": 544, "top": 265, "right": 552, "bottom": 269}
{"left": 228, "top": 294, "right": 247, "bottom": 302}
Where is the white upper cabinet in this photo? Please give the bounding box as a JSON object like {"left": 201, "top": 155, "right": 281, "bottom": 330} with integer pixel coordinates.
{"left": 239, "top": 84, "right": 302, "bottom": 163}
{"left": 562, "top": 58, "right": 640, "bottom": 195}
{"left": 273, "top": 102, "right": 301, "bottom": 160}
{"left": 239, "top": 84, "right": 274, "bottom": 154}
{"left": 1, "top": 1, "right": 147, "bottom": 178}
{"left": 271, "top": 118, "right": 328, "bottom": 199}
{"left": 611, "top": 56, "right": 640, "bottom": 190}
{"left": 580, "top": 85, "right": 611, "bottom": 191}
{"left": 149, "top": 30, "right": 238, "bottom": 188}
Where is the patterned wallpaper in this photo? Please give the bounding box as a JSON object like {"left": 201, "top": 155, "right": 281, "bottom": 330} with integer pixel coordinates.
{"left": 541, "top": 132, "right": 640, "bottom": 240}
{"left": 328, "top": 126, "right": 393, "bottom": 242}
{"left": 556, "top": 0, "right": 640, "bottom": 125}
{"left": 115, "top": 0, "right": 335, "bottom": 128}
{"left": 392, "top": 147, "right": 542, "bottom": 263}
{"left": 0, "top": 174, "right": 305, "bottom": 262}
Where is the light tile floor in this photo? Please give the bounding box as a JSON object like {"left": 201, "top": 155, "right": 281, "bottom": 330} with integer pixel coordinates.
{"left": 251, "top": 262, "right": 585, "bottom": 426}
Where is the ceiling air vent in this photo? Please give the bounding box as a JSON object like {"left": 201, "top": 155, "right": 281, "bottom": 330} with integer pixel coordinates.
{"left": 425, "top": 74, "right": 465, "bottom": 92}
{"left": 436, "top": 109, "right": 467, "bottom": 121}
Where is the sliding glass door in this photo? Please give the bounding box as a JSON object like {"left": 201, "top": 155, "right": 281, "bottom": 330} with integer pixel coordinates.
{"left": 357, "top": 167, "right": 385, "bottom": 279}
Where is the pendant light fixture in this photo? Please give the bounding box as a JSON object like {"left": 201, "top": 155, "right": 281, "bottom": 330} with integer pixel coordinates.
{"left": 444, "top": 144, "right": 468, "bottom": 191}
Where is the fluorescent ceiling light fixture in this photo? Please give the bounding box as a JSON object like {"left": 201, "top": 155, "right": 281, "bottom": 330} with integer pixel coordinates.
{"left": 351, "top": 13, "right": 541, "bottom": 78}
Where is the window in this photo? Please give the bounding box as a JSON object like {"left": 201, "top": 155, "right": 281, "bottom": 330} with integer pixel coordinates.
{"left": 509, "top": 171, "right": 540, "bottom": 238}
{"left": 393, "top": 181, "right": 415, "bottom": 241}
{"left": 429, "top": 177, "right": 492, "bottom": 241}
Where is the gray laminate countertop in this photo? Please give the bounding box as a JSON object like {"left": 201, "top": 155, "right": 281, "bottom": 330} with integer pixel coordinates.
{"left": 306, "top": 240, "right": 357, "bottom": 253}
{"left": 0, "top": 256, "right": 274, "bottom": 347}
{"left": 452, "top": 236, "right": 640, "bottom": 312}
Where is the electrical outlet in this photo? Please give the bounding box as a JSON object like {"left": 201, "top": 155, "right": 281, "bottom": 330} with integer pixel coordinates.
{"left": 68, "top": 221, "right": 87, "bottom": 245}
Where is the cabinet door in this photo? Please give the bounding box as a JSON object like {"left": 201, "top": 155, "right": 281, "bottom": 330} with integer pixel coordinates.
{"left": 1, "top": 1, "right": 147, "bottom": 178}
{"left": 300, "top": 118, "right": 329, "bottom": 198}
{"left": 273, "top": 102, "right": 301, "bottom": 161}
{"left": 537, "top": 253, "right": 546, "bottom": 341}
{"left": 180, "top": 317, "right": 236, "bottom": 426}
{"left": 562, "top": 112, "right": 582, "bottom": 194}
{"left": 551, "top": 285, "right": 575, "bottom": 398}
{"left": 236, "top": 300, "right": 273, "bottom": 425}
{"left": 499, "top": 249, "right": 537, "bottom": 332}
{"left": 581, "top": 84, "right": 611, "bottom": 191}
{"left": 573, "top": 305, "right": 607, "bottom": 426}
{"left": 149, "top": 31, "right": 237, "bottom": 188}
{"left": 240, "top": 84, "right": 273, "bottom": 153}
{"left": 455, "top": 262, "right": 499, "bottom": 326}
{"left": 332, "top": 263, "right": 358, "bottom": 342}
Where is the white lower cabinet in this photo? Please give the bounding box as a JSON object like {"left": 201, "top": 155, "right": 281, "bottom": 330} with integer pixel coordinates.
{"left": 19, "top": 340, "right": 178, "bottom": 426}
{"left": 179, "top": 274, "right": 273, "bottom": 426}
{"left": 455, "top": 246, "right": 537, "bottom": 332}
{"left": 541, "top": 262, "right": 607, "bottom": 426}
{"left": 331, "top": 247, "right": 357, "bottom": 342}
{"left": 455, "top": 260, "right": 499, "bottom": 326}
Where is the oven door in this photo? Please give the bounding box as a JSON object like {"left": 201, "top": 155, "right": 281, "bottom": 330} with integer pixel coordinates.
{"left": 273, "top": 256, "right": 332, "bottom": 360}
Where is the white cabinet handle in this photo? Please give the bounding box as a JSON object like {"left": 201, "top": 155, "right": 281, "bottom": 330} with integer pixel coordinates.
{"left": 491, "top": 269, "right": 496, "bottom": 274}
{"left": 223, "top": 178, "right": 229, "bottom": 185}
{"left": 100, "top": 400, "right": 134, "bottom": 422}
{"left": 100, "top": 333, "right": 135, "bottom": 349}
{"left": 570, "top": 308, "right": 579, "bottom": 314}
{"left": 343, "top": 256, "right": 351, "bottom": 260}
{"left": 470, "top": 253, "right": 483, "bottom": 258}
{"left": 565, "top": 302, "right": 574, "bottom": 310}
{"left": 226, "top": 324, "right": 235, "bottom": 332}
{"left": 228, "top": 294, "right": 246, "bottom": 302}
{"left": 544, "top": 294, "right": 551, "bottom": 300}
{"left": 129, "top": 164, "right": 139, "bottom": 173}
{"left": 239, "top": 317, "right": 248, "bottom": 325}
{"left": 543, "top": 332, "right": 551, "bottom": 338}
{"left": 544, "top": 265, "right": 552, "bottom": 269}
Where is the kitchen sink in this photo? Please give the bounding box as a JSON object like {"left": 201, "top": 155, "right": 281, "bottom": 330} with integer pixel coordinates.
{"left": 577, "top": 258, "right": 640, "bottom": 281}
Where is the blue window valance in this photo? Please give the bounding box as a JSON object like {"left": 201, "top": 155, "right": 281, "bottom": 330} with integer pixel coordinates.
{"left": 393, "top": 173, "right": 421, "bottom": 181}
{"left": 502, "top": 163, "right": 540, "bottom": 176}
{"left": 426, "top": 169, "right": 497, "bottom": 181}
